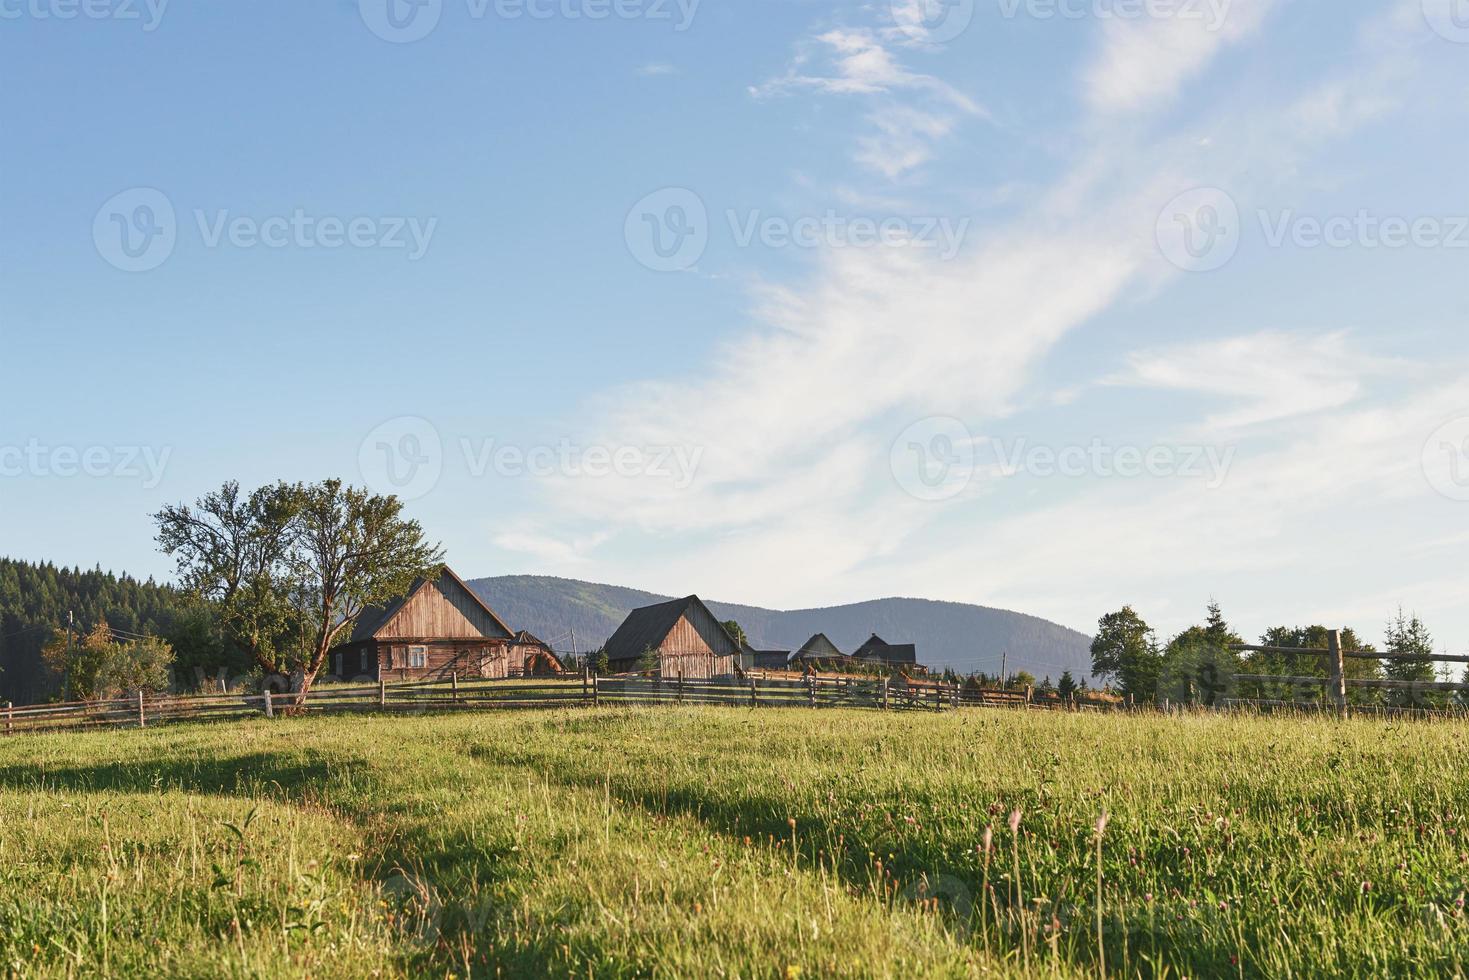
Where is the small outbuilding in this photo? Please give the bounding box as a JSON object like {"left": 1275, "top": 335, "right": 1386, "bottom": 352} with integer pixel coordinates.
{"left": 601, "top": 595, "right": 738, "bottom": 679}
{"left": 511, "top": 629, "right": 566, "bottom": 676}
{"left": 851, "top": 633, "right": 924, "bottom": 673}
{"left": 792, "top": 633, "right": 849, "bottom": 669}
{"left": 331, "top": 567, "right": 516, "bottom": 681}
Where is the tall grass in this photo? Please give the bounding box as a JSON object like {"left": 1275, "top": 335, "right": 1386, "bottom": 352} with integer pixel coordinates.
{"left": 0, "top": 707, "right": 1465, "bottom": 976}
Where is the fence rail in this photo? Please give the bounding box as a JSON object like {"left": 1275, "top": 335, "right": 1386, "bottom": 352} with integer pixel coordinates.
{"left": 1229, "top": 632, "right": 1469, "bottom": 713}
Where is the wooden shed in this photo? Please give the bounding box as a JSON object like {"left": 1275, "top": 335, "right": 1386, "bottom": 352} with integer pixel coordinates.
{"left": 739, "top": 641, "right": 792, "bottom": 671}
{"left": 852, "top": 633, "right": 925, "bottom": 674}
{"left": 331, "top": 567, "right": 515, "bottom": 681}
{"left": 511, "top": 629, "right": 566, "bottom": 676}
{"left": 601, "top": 595, "right": 738, "bottom": 679}
{"left": 792, "top": 633, "right": 849, "bottom": 670}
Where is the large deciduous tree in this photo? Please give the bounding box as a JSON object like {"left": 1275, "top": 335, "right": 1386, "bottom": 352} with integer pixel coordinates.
{"left": 1090, "top": 606, "right": 1161, "bottom": 702}
{"left": 155, "top": 479, "right": 443, "bottom": 701}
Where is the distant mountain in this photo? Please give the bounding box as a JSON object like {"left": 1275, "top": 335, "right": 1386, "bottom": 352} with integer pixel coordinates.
{"left": 468, "top": 575, "right": 1095, "bottom": 682}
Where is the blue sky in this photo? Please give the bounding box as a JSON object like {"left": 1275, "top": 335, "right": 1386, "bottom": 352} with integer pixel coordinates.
{"left": 3, "top": 0, "right": 1469, "bottom": 650}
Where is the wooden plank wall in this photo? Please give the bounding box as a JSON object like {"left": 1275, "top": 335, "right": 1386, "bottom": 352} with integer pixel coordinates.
{"left": 378, "top": 579, "right": 510, "bottom": 640}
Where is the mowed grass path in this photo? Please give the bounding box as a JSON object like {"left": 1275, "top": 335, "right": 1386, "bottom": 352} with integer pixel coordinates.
{"left": 1, "top": 708, "right": 1467, "bottom": 977}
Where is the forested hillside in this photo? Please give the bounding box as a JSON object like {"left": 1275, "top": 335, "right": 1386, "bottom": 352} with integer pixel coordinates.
{"left": 0, "top": 558, "right": 239, "bottom": 705}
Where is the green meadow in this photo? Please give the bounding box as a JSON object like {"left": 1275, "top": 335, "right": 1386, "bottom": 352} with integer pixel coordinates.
{"left": 1, "top": 707, "right": 1466, "bottom": 978}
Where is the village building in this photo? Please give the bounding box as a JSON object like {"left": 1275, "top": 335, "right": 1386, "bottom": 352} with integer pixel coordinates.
{"left": 739, "top": 641, "right": 793, "bottom": 671}
{"left": 601, "top": 595, "right": 738, "bottom": 678}
{"left": 331, "top": 567, "right": 516, "bottom": 681}
{"left": 791, "top": 633, "right": 849, "bottom": 670}
{"left": 851, "top": 633, "right": 925, "bottom": 674}
{"left": 511, "top": 629, "right": 566, "bottom": 676}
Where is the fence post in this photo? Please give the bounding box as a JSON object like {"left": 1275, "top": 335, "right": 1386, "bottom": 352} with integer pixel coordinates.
{"left": 137, "top": 690, "right": 146, "bottom": 729}
{"left": 881, "top": 677, "right": 890, "bottom": 711}
{"left": 451, "top": 671, "right": 459, "bottom": 704}
{"left": 1327, "top": 629, "right": 1347, "bottom": 716}
{"left": 808, "top": 675, "right": 817, "bottom": 709}
{"left": 379, "top": 677, "right": 387, "bottom": 708}
{"left": 592, "top": 672, "right": 600, "bottom": 708}
{"left": 581, "top": 666, "right": 589, "bottom": 702}
{"left": 3, "top": 701, "right": 10, "bottom": 736}
{"left": 678, "top": 671, "right": 685, "bottom": 705}
{"left": 263, "top": 688, "right": 274, "bottom": 719}
{"left": 750, "top": 678, "right": 758, "bottom": 707}
{"left": 1025, "top": 684, "right": 1033, "bottom": 709}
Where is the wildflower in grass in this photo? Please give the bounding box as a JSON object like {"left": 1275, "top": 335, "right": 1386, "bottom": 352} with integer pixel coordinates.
{"left": 1008, "top": 809, "right": 1022, "bottom": 835}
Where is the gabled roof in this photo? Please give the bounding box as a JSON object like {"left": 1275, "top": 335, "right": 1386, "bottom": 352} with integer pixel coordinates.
{"left": 852, "top": 633, "right": 918, "bottom": 665}
{"left": 602, "top": 594, "right": 735, "bottom": 662}
{"left": 512, "top": 629, "right": 551, "bottom": 648}
{"left": 345, "top": 566, "right": 513, "bottom": 644}
{"left": 793, "top": 633, "right": 845, "bottom": 660}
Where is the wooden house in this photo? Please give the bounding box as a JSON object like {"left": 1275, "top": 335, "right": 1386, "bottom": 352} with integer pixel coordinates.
{"left": 791, "top": 633, "right": 849, "bottom": 669}
{"left": 511, "top": 629, "right": 566, "bottom": 676}
{"left": 852, "top": 633, "right": 924, "bottom": 673}
{"left": 331, "top": 567, "right": 515, "bottom": 681}
{"left": 601, "top": 595, "right": 738, "bottom": 679}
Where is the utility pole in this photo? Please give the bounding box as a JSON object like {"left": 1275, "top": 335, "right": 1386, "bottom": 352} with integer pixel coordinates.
{"left": 1000, "top": 651, "right": 1007, "bottom": 690}
{"left": 62, "top": 610, "right": 75, "bottom": 701}
{"left": 570, "top": 628, "right": 578, "bottom": 669}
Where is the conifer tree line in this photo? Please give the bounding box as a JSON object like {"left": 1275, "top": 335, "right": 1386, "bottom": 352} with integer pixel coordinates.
{"left": 0, "top": 557, "right": 248, "bottom": 705}
{"left": 1088, "top": 601, "right": 1453, "bottom": 709}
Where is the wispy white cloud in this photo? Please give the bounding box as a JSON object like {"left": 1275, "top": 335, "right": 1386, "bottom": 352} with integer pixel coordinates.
{"left": 750, "top": 27, "right": 986, "bottom": 178}
{"left": 1081, "top": 0, "right": 1279, "bottom": 115}
{"left": 495, "top": 1, "right": 1450, "bottom": 629}
{"left": 635, "top": 62, "right": 678, "bottom": 77}
{"left": 1106, "top": 331, "right": 1401, "bottom": 430}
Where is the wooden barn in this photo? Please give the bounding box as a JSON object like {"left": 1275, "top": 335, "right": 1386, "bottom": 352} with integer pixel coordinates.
{"left": 792, "top": 633, "right": 849, "bottom": 669}
{"left": 331, "top": 567, "right": 516, "bottom": 681}
{"left": 852, "top": 633, "right": 925, "bottom": 674}
{"left": 601, "top": 595, "right": 738, "bottom": 679}
{"left": 511, "top": 629, "right": 566, "bottom": 676}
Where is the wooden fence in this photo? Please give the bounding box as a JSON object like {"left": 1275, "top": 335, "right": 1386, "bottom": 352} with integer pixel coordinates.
{"left": 1227, "top": 629, "right": 1469, "bottom": 713}
{"left": 0, "top": 672, "right": 1062, "bottom": 736}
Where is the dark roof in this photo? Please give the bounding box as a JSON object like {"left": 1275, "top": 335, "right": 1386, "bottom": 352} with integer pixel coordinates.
{"left": 793, "top": 633, "right": 845, "bottom": 660}
{"left": 512, "top": 629, "right": 551, "bottom": 649}
{"left": 602, "top": 594, "right": 732, "bottom": 663}
{"left": 852, "top": 633, "right": 918, "bottom": 665}
{"left": 344, "top": 566, "right": 513, "bottom": 644}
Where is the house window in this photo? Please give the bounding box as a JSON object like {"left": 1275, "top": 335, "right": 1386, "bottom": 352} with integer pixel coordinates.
{"left": 409, "top": 645, "right": 427, "bottom": 669}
